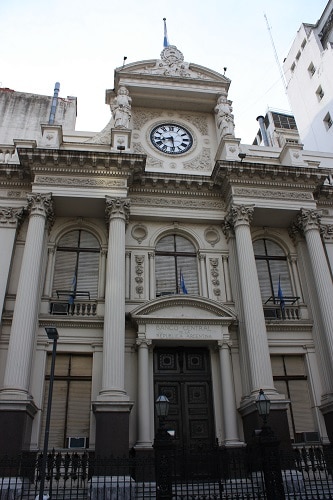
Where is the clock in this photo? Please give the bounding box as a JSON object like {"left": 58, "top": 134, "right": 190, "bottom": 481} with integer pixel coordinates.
{"left": 150, "top": 123, "right": 193, "bottom": 155}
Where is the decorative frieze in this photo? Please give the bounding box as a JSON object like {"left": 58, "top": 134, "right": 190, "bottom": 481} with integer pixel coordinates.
{"left": 131, "top": 195, "right": 223, "bottom": 210}
{"left": 35, "top": 175, "right": 126, "bottom": 188}
{"left": 183, "top": 148, "right": 211, "bottom": 171}
{"left": 233, "top": 187, "right": 313, "bottom": 201}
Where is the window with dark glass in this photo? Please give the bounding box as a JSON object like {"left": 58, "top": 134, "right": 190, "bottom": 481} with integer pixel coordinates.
{"left": 155, "top": 234, "right": 199, "bottom": 296}
{"left": 52, "top": 230, "right": 100, "bottom": 301}
{"left": 253, "top": 239, "right": 293, "bottom": 303}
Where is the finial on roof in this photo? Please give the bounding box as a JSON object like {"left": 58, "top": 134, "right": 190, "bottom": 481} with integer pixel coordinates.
{"left": 163, "top": 18, "right": 169, "bottom": 48}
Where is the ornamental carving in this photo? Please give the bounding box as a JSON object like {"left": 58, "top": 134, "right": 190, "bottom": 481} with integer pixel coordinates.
{"left": 131, "top": 224, "right": 148, "bottom": 244}
{"left": 233, "top": 187, "right": 313, "bottom": 201}
{"left": 140, "top": 45, "right": 209, "bottom": 80}
{"left": 135, "top": 255, "right": 145, "bottom": 297}
{"left": 321, "top": 224, "right": 333, "bottom": 240}
{"left": 0, "top": 207, "right": 25, "bottom": 227}
{"left": 204, "top": 228, "right": 220, "bottom": 247}
{"left": 209, "top": 258, "right": 221, "bottom": 298}
{"left": 133, "top": 110, "right": 162, "bottom": 130}
{"left": 105, "top": 197, "right": 130, "bottom": 223}
{"left": 183, "top": 148, "right": 211, "bottom": 171}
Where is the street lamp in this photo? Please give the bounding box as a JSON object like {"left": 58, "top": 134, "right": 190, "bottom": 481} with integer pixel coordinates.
{"left": 154, "top": 395, "right": 172, "bottom": 500}
{"left": 38, "top": 327, "right": 59, "bottom": 500}
{"left": 256, "top": 389, "right": 271, "bottom": 426}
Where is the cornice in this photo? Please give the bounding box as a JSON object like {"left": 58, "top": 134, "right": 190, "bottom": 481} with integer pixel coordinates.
{"left": 17, "top": 148, "right": 147, "bottom": 178}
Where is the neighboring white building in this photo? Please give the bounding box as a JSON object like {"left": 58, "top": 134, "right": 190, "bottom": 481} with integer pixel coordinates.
{"left": 283, "top": 0, "right": 333, "bottom": 153}
{"left": 1, "top": 43, "right": 333, "bottom": 461}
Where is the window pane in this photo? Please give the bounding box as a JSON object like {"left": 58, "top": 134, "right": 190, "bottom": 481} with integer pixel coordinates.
{"left": 156, "top": 255, "right": 176, "bottom": 295}
{"left": 255, "top": 259, "right": 272, "bottom": 300}
{"left": 77, "top": 252, "right": 99, "bottom": 298}
{"left": 253, "top": 239, "right": 266, "bottom": 256}
{"left": 80, "top": 231, "right": 100, "bottom": 249}
{"left": 156, "top": 235, "right": 175, "bottom": 252}
{"left": 52, "top": 252, "right": 77, "bottom": 293}
{"left": 265, "top": 240, "right": 285, "bottom": 256}
{"left": 270, "top": 260, "right": 293, "bottom": 297}
{"left": 177, "top": 256, "right": 198, "bottom": 294}
{"left": 58, "top": 231, "right": 80, "bottom": 247}
{"left": 175, "top": 235, "right": 196, "bottom": 253}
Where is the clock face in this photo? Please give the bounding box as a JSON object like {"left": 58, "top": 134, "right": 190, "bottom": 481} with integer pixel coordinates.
{"left": 150, "top": 123, "right": 193, "bottom": 155}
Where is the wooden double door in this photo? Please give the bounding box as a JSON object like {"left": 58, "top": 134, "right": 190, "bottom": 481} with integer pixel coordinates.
{"left": 154, "top": 347, "right": 215, "bottom": 452}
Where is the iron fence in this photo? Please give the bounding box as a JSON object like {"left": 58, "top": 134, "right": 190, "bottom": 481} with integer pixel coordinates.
{"left": 0, "top": 445, "right": 333, "bottom": 499}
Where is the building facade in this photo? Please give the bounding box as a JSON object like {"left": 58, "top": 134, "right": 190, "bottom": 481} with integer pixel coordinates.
{"left": 283, "top": 0, "right": 333, "bottom": 153}
{"left": 1, "top": 44, "right": 333, "bottom": 459}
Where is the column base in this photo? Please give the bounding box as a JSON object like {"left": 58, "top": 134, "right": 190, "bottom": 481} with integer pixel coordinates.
{"left": 239, "top": 397, "right": 292, "bottom": 450}
{"left": 0, "top": 398, "right": 37, "bottom": 458}
{"left": 93, "top": 401, "right": 133, "bottom": 459}
{"left": 320, "top": 395, "right": 333, "bottom": 444}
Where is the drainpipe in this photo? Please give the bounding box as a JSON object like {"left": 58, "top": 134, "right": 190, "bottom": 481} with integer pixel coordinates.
{"left": 48, "top": 82, "right": 60, "bottom": 125}
{"left": 256, "top": 115, "right": 270, "bottom": 146}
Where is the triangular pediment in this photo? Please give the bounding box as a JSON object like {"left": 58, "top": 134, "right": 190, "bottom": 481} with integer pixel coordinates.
{"left": 130, "top": 295, "right": 236, "bottom": 323}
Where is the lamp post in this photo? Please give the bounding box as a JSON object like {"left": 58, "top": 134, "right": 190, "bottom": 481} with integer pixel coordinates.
{"left": 154, "top": 395, "right": 173, "bottom": 500}
{"left": 255, "top": 389, "right": 284, "bottom": 499}
{"left": 38, "top": 327, "right": 58, "bottom": 500}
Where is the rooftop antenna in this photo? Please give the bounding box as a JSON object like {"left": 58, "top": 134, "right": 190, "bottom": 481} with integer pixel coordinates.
{"left": 163, "top": 18, "right": 169, "bottom": 47}
{"left": 122, "top": 56, "right": 127, "bottom": 68}
{"left": 264, "top": 12, "right": 287, "bottom": 91}
{"left": 48, "top": 82, "right": 60, "bottom": 125}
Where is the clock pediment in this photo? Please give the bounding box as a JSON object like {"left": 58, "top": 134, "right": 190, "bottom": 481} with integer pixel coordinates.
{"left": 107, "top": 46, "right": 230, "bottom": 113}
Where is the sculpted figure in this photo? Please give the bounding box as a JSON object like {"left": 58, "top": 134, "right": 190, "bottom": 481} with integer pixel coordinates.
{"left": 215, "top": 93, "right": 235, "bottom": 137}
{"left": 111, "top": 86, "right": 132, "bottom": 128}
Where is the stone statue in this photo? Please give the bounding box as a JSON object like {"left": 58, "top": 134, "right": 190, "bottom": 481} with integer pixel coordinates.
{"left": 215, "top": 93, "right": 235, "bottom": 137}
{"left": 111, "top": 86, "right": 132, "bottom": 129}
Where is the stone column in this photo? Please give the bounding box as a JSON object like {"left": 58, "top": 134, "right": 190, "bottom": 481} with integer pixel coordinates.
{"left": 0, "top": 207, "right": 24, "bottom": 321}
{"left": 135, "top": 338, "right": 152, "bottom": 451}
{"left": 217, "top": 340, "right": 241, "bottom": 446}
{"left": 0, "top": 194, "right": 53, "bottom": 457}
{"left": 225, "top": 205, "right": 290, "bottom": 447}
{"left": 93, "top": 197, "right": 132, "bottom": 458}
{"left": 293, "top": 209, "right": 333, "bottom": 439}
{"left": 226, "top": 205, "right": 275, "bottom": 395}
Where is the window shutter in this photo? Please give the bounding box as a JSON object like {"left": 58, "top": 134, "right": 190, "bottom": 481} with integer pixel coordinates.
{"left": 52, "top": 251, "right": 76, "bottom": 294}
{"left": 77, "top": 252, "right": 99, "bottom": 298}
{"left": 39, "top": 380, "right": 67, "bottom": 449}
{"left": 66, "top": 380, "right": 92, "bottom": 438}
{"left": 156, "top": 255, "right": 176, "bottom": 295}
{"left": 289, "top": 379, "right": 315, "bottom": 433}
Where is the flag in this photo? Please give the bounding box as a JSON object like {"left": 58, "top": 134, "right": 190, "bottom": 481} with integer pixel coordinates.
{"left": 68, "top": 273, "right": 76, "bottom": 305}
{"left": 277, "top": 275, "right": 285, "bottom": 311}
{"left": 180, "top": 270, "right": 188, "bottom": 295}
{"left": 163, "top": 18, "right": 169, "bottom": 48}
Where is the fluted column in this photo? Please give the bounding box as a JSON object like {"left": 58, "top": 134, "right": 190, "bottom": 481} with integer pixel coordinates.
{"left": 136, "top": 338, "right": 152, "bottom": 448}
{"left": 225, "top": 205, "right": 275, "bottom": 395}
{"left": 294, "top": 210, "right": 333, "bottom": 393}
{"left": 217, "top": 340, "right": 241, "bottom": 445}
{"left": 0, "top": 207, "right": 25, "bottom": 322}
{"left": 98, "top": 197, "right": 130, "bottom": 401}
{"left": 0, "top": 194, "right": 53, "bottom": 399}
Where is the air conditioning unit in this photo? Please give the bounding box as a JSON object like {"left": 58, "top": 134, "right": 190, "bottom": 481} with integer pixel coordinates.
{"left": 295, "top": 432, "right": 320, "bottom": 443}
{"left": 264, "top": 308, "right": 277, "bottom": 319}
{"left": 51, "top": 302, "right": 69, "bottom": 315}
{"left": 67, "top": 437, "right": 88, "bottom": 449}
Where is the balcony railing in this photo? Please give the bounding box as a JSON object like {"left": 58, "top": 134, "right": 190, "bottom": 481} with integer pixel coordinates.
{"left": 264, "top": 296, "right": 300, "bottom": 320}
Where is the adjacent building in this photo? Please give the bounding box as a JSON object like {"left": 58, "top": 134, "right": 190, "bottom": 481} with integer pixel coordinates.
{"left": 283, "top": 0, "right": 333, "bottom": 153}
{"left": 1, "top": 42, "right": 333, "bottom": 460}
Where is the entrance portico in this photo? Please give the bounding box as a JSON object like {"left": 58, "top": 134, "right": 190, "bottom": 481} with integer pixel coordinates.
{"left": 130, "top": 295, "right": 243, "bottom": 453}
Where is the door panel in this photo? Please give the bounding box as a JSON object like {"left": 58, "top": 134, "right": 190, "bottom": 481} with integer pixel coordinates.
{"left": 154, "top": 347, "right": 215, "bottom": 452}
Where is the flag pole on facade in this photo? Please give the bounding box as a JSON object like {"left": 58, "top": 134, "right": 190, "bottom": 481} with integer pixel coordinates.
{"left": 163, "top": 18, "right": 169, "bottom": 48}
{"left": 180, "top": 270, "right": 188, "bottom": 295}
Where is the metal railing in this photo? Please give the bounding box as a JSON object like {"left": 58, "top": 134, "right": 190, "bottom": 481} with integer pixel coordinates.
{"left": 0, "top": 445, "right": 333, "bottom": 499}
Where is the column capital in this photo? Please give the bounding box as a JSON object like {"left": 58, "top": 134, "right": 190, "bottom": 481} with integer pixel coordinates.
{"left": 105, "top": 197, "right": 130, "bottom": 224}
{"left": 295, "top": 209, "right": 322, "bottom": 234}
{"left": 148, "top": 251, "right": 155, "bottom": 260}
{"left": 225, "top": 204, "right": 254, "bottom": 231}
{"left": 0, "top": 207, "right": 25, "bottom": 228}
{"left": 27, "top": 193, "right": 54, "bottom": 229}
{"left": 136, "top": 338, "right": 152, "bottom": 348}
{"left": 217, "top": 339, "right": 232, "bottom": 350}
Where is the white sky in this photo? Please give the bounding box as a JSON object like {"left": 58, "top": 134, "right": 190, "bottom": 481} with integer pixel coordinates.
{"left": 0, "top": 0, "right": 328, "bottom": 144}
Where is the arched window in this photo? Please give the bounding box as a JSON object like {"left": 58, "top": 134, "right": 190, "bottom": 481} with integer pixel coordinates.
{"left": 155, "top": 234, "right": 199, "bottom": 296}
{"left": 253, "top": 239, "right": 293, "bottom": 303}
{"left": 52, "top": 230, "right": 100, "bottom": 301}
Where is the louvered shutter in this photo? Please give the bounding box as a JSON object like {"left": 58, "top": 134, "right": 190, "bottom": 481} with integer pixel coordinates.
{"left": 156, "top": 255, "right": 176, "bottom": 295}
{"left": 39, "top": 380, "right": 67, "bottom": 449}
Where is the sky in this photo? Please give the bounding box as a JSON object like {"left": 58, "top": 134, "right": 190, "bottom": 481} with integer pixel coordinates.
{"left": 0, "top": 0, "right": 329, "bottom": 144}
